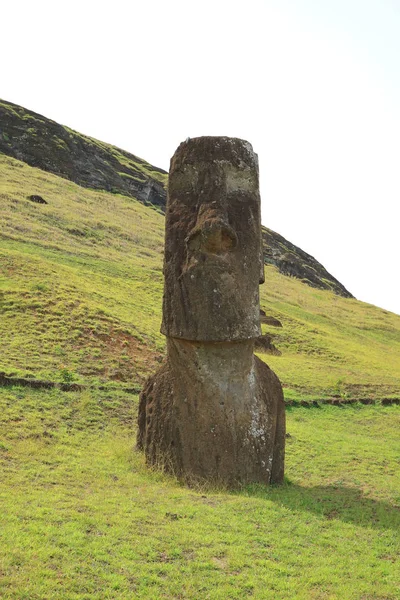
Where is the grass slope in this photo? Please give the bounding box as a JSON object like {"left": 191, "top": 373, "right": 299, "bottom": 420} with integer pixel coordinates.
{"left": 1, "top": 153, "right": 399, "bottom": 399}
{"left": 0, "top": 386, "right": 399, "bottom": 599}
{"left": 1, "top": 145, "right": 400, "bottom": 599}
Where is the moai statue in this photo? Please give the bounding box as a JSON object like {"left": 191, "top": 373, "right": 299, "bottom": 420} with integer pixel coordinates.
{"left": 137, "top": 137, "right": 285, "bottom": 487}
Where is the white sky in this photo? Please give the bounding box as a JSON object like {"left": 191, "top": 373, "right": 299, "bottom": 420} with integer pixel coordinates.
{"left": 2, "top": 0, "right": 399, "bottom": 314}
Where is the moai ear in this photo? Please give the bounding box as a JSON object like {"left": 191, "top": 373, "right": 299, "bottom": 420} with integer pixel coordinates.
{"left": 259, "top": 237, "right": 265, "bottom": 284}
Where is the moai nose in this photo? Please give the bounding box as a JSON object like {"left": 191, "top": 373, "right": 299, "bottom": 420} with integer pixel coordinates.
{"left": 186, "top": 220, "right": 238, "bottom": 254}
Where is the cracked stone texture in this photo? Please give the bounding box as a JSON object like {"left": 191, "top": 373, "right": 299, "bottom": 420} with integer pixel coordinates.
{"left": 161, "top": 136, "right": 264, "bottom": 341}
{"left": 138, "top": 136, "right": 285, "bottom": 486}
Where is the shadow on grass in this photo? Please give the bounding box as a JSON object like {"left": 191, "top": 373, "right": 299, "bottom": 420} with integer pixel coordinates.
{"left": 242, "top": 480, "right": 400, "bottom": 531}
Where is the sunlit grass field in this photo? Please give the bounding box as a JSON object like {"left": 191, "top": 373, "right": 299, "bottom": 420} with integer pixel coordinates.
{"left": 1, "top": 154, "right": 399, "bottom": 399}
{"left": 1, "top": 152, "right": 400, "bottom": 598}
{"left": 0, "top": 386, "right": 399, "bottom": 599}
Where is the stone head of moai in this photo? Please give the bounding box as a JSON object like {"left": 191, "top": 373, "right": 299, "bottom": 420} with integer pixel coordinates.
{"left": 137, "top": 136, "right": 285, "bottom": 487}
{"left": 161, "top": 137, "right": 265, "bottom": 342}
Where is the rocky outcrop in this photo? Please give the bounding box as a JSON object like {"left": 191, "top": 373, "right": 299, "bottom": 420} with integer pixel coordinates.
{"left": 262, "top": 227, "right": 353, "bottom": 298}
{"left": 137, "top": 137, "right": 285, "bottom": 487}
{"left": 0, "top": 99, "right": 167, "bottom": 209}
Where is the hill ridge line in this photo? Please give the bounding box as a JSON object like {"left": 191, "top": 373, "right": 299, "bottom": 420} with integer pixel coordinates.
{"left": 1, "top": 98, "right": 352, "bottom": 297}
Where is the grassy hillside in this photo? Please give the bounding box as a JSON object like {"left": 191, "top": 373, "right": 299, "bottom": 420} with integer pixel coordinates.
{"left": 0, "top": 99, "right": 167, "bottom": 209}
{"left": 1, "top": 153, "right": 399, "bottom": 399}
{"left": 1, "top": 386, "right": 399, "bottom": 599}
{"left": 0, "top": 97, "right": 358, "bottom": 299}
{"left": 259, "top": 269, "right": 400, "bottom": 400}
{"left": 1, "top": 136, "right": 400, "bottom": 599}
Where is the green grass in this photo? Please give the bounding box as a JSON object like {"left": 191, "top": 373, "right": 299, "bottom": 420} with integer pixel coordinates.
{"left": 258, "top": 269, "right": 400, "bottom": 399}
{"left": 0, "top": 386, "right": 399, "bottom": 599}
{"left": 0, "top": 154, "right": 165, "bottom": 385}
{"left": 1, "top": 151, "right": 400, "bottom": 598}
{"left": 1, "top": 153, "right": 399, "bottom": 399}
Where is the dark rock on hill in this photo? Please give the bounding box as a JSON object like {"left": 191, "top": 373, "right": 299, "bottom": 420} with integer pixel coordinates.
{"left": 27, "top": 194, "right": 47, "bottom": 205}
{"left": 260, "top": 311, "right": 283, "bottom": 327}
{"left": 0, "top": 99, "right": 167, "bottom": 209}
{"left": 0, "top": 98, "right": 353, "bottom": 298}
{"left": 262, "top": 227, "right": 353, "bottom": 298}
{"left": 255, "top": 334, "right": 282, "bottom": 355}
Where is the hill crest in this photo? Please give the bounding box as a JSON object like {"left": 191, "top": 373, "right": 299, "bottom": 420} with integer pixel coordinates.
{"left": 0, "top": 98, "right": 352, "bottom": 298}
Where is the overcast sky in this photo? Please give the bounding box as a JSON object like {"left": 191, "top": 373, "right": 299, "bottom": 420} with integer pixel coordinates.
{"left": 2, "top": 0, "right": 399, "bottom": 314}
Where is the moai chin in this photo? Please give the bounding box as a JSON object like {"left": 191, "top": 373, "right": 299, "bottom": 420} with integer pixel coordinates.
{"left": 137, "top": 136, "right": 285, "bottom": 487}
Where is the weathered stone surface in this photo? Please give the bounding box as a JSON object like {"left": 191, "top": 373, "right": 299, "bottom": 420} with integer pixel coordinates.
{"left": 138, "top": 136, "right": 285, "bottom": 486}
{"left": 161, "top": 137, "right": 264, "bottom": 342}
{"left": 138, "top": 339, "right": 285, "bottom": 485}
{"left": 262, "top": 227, "right": 354, "bottom": 298}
